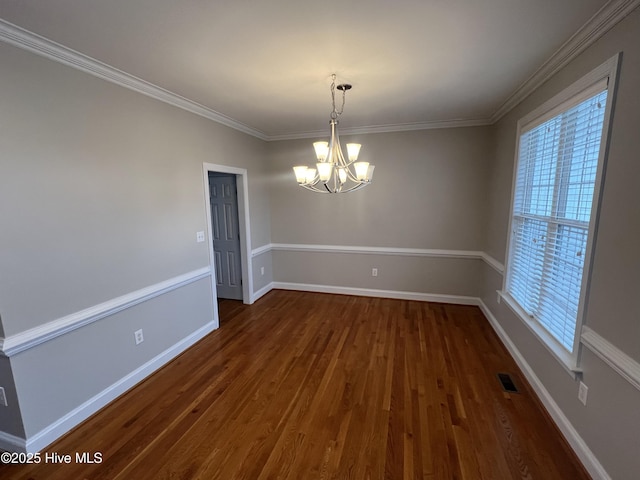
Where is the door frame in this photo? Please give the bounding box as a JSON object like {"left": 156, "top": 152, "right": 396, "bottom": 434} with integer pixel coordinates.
{"left": 202, "top": 163, "right": 253, "bottom": 310}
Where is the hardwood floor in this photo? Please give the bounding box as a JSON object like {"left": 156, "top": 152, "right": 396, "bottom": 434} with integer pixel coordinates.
{"left": 0, "top": 290, "right": 589, "bottom": 479}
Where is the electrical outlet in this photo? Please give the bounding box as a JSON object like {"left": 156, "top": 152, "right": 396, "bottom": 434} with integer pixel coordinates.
{"left": 0, "top": 387, "right": 7, "bottom": 407}
{"left": 261, "top": 267, "right": 265, "bottom": 275}
{"left": 196, "top": 231, "right": 205, "bottom": 243}
{"left": 372, "top": 268, "right": 378, "bottom": 277}
{"left": 134, "top": 329, "right": 144, "bottom": 345}
{"left": 578, "top": 381, "right": 588, "bottom": 405}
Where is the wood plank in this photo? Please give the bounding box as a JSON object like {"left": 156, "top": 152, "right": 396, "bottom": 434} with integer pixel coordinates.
{"left": 0, "top": 291, "right": 590, "bottom": 480}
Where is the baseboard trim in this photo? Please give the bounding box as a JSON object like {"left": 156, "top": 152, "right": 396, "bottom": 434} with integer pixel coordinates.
{"left": 477, "top": 300, "right": 611, "bottom": 480}
{"left": 5, "top": 283, "right": 611, "bottom": 479}
{"left": 272, "top": 282, "right": 479, "bottom": 305}
{"left": 0, "top": 267, "right": 211, "bottom": 357}
{"left": 251, "top": 282, "right": 274, "bottom": 303}
{"left": 0, "top": 430, "right": 26, "bottom": 453}
{"left": 22, "top": 320, "right": 217, "bottom": 453}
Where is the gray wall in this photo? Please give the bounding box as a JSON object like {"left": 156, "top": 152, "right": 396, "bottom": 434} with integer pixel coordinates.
{"left": 268, "top": 128, "right": 491, "bottom": 297}
{"left": 273, "top": 251, "right": 483, "bottom": 297}
{"left": 270, "top": 128, "right": 490, "bottom": 249}
{"left": 0, "top": 41, "right": 271, "bottom": 439}
{"left": 0, "top": 357, "right": 24, "bottom": 438}
{"left": 481, "top": 8, "right": 640, "bottom": 479}
{"left": 2, "top": 6, "right": 639, "bottom": 475}
{"left": 251, "top": 250, "right": 273, "bottom": 294}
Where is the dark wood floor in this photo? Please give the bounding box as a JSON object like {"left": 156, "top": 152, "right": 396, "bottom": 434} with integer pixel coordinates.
{"left": 0, "top": 290, "right": 589, "bottom": 479}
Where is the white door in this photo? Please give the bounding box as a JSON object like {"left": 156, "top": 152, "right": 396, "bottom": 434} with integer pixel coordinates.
{"left": 209, "top": 173, "right": 243, "bottom": 300}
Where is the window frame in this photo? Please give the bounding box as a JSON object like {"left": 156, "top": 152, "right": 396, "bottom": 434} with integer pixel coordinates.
{"left": 500, "top": 53, "right": 620, "bottom": 376}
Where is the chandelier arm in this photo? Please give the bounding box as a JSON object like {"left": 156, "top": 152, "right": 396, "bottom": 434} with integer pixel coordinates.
{"left": 337, "top": 152, "right": 361, "bottom": 183}
{"left": 335, "top": 147, "right": 346, "bottom": 168}
{"left": 344, "top": 166, "right": 361, "bottom": 183}
{"left": 326, "top": 121, "right": 337, "bottom": 164}
{"left": 330, "top": 119, "right": 362, "bottom": 184}
{"left": 333, "top": 167, "right": 343, "bottom": 193}
{"left": 294, "top": 74, "right": 373, "bottom": 194}
{"left": 340, "top": 181, "right": 369, "bottom": 193}
{"left": 331, "top": 123, "right": 348, "bottom": 167}
{"left": 301, "top": 183, "right": 329, "bottom": 193}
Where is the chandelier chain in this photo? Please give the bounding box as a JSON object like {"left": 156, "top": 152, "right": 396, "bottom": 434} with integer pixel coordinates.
{"left": 330, "top": 74, "right": 346, "bottom": 120}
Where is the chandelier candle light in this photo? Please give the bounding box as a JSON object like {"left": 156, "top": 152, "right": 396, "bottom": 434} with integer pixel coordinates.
{"left": 293, "top": 75, "right": 375, "bottom": 193}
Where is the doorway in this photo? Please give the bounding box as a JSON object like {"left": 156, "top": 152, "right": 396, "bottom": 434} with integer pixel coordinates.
{"left": 208, "top": 172, "right": 243, "bottom": 300}
{"left": 202, "top": 163, "right": 253, "bottom": 325}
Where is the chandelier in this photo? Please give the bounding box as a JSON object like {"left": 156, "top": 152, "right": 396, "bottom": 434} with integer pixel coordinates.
{"left": 293, "top": 75, "right": 375, "bottom": 193}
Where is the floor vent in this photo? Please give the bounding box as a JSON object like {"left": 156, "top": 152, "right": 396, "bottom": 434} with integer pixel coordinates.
{"left": 497, "top": 373, "right": 519, "bottom": 393}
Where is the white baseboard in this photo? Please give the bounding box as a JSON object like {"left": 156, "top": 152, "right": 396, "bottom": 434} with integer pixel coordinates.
{"left": 5, "top": 282, "right": 609, "bottom": 480}
{"left": 251, "top": 282, "right": 274, "bottom": 303}
{"left": 272, "top": 281, "right": 479, "bottom": 305}
{"left": 0, "top": 430, "right": 26, "bottom": 453}
{"left": 477, "top": 300, "right": 610, "bottom": 480}
{"left": 256, "top": 284, "right": 607, "bottom": 478}
{"left": 22, "top": 321, "right": 217, "bottom": 453}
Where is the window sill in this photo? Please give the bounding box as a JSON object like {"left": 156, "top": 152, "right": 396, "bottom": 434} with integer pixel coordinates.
{"left": 497, "top": 290, "right": 582, "bottom": 380}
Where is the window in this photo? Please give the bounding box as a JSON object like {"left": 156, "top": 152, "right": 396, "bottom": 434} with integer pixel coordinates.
{"left": 502, "top": 54, "right": 619, "bottom": 373}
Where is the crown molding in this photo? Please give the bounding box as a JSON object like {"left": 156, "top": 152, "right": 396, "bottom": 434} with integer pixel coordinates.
{"left": 0, "top": 19, "right": 269, "bottom": 141}
{"left": 491, "top": 0, "right": 640, "bottom": 122}
{"left": 1, "top": 0, "right": 637, "bottom": 140}
{"left": 265, "top": 118, "right": 493, "bottom": 141}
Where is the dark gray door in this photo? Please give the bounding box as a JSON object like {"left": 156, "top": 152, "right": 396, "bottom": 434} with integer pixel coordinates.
{"left": 209, "top": 173, "right": 243, "bottom": 300}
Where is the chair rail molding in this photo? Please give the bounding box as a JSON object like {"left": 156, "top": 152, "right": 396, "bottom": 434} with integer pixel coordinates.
{"left": 581, "top": 326, "right": 640, "bottom": 392}
{"left": 0, "top": 267, "right": 211, "bottom": 357}
{"left": 250, "top": 243, "right": 504, "bottom": 274}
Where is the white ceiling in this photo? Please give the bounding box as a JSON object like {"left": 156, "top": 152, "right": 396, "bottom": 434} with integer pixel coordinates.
{"left": 0, "top": 0, "right": 612, "bottom": 138}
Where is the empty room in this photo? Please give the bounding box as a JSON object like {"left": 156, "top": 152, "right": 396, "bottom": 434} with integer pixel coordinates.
{"left": 1, "top": 1, "right": 639, "bottom": 479}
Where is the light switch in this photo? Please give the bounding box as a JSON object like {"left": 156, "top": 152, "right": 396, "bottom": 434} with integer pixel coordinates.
{"left": 196, "top": 231, "right": 205, "bottom": 243}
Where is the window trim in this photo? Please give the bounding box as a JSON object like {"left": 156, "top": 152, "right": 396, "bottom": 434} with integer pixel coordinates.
{"left": 500, "top": 53, "right": 621, "bottom": 376}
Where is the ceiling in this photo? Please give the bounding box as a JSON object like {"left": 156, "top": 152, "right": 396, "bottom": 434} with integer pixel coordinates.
{"left": 0, "top": 0, "right": 613, "bottom": 139}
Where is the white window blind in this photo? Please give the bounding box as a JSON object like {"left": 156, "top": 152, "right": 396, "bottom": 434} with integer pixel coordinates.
{"left": 507, "top": 86, "right": 608, "bottom": 352}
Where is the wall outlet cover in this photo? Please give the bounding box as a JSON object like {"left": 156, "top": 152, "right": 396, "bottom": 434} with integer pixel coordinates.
{"left": 578, "top": 381, "right": 588, "bottom": 405}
